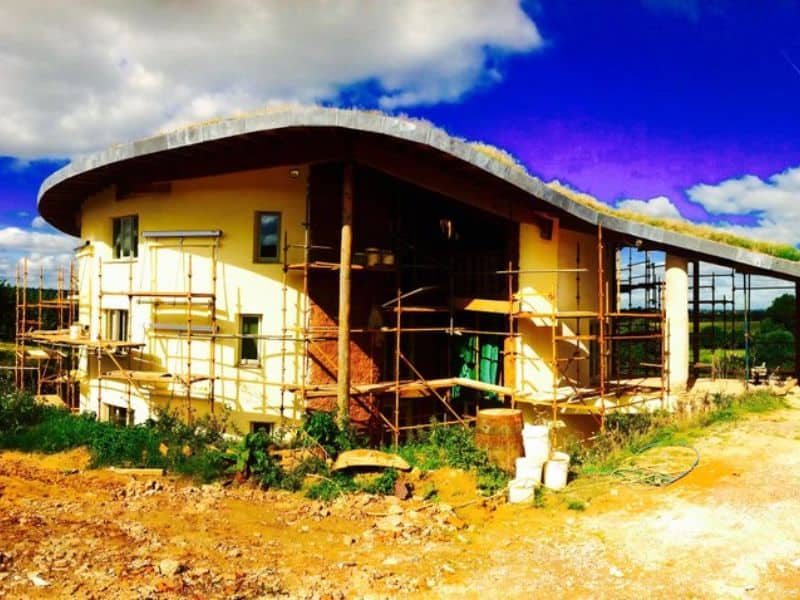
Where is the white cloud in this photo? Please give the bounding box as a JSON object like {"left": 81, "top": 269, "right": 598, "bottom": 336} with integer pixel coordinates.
{"left": 31, "top": 216, "right": 47, "bottom": 229}
{"left": 687, "top": 166, "right": 800, "bottom": 245}
{"left": 0, "top": 1, "right": 542, "bottom": 158}
{"left": 0, "top": 227, "right": 78, "bottom": 254}
{"left": 0, "top": 226, "right": 79, "bottom": 284}
{"left": 616, "top": 195, "right": 684, "bottom": 220}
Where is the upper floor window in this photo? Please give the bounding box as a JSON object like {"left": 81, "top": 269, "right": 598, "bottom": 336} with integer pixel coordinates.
{"left": 239, "top": 314, "right": 261, "bottom": 366}
{"left": 113, "top": 215, "right": 138, "bottom": 259}
{"left": 254, "top": 212, "right": 280, "bottom": 262}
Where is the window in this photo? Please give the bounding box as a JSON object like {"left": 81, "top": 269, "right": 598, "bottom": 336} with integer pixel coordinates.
{"left": 113, "top": 215, "right": 138, "bottom": 259}
{"left": 105, "top": 309, "right": 129, "bottom": 342}
{"left": 107, "top": 405, "right": 133, "bottom": 426}
{"left": 239, "top": 314, "right": 261, "bottom": 365}
{"left": 250, "top": 421, "right": 274, "bottom": 435}
{"left": 254, "top": 212, "right": 280, "bottom": 262}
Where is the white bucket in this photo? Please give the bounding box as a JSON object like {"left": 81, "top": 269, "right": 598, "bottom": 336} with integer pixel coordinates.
{"left": 69, "top": 324, "right": 82, "bottom": 339}
{"left": 522, "top": 425, "right": 550, "bottom": 463}
{"left": 544, "top": 451, "right": 570, "bottom": 490}
{"left": 508, "top": 478, "right": 537, "bottom": 504}
{"left": 515, "top": 457, "right": 543, "bottom": 483}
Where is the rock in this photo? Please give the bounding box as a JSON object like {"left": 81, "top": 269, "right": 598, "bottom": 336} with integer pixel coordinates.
{"left": 394, "top": 480, "right": 413, "bottom": 500}
{"left": 0, "top": 551, "right": 12, "bottom": 571}
{"left": 27, "top": 572, "right": 50, "bottom": 587}
{"left": 227, "top": 548, "right": 242, "bottom": 558}
{"left": 382, "top": 556, "right": 400, "bottom": 566}
{"left": 159, "top": 558, "right": 184, "bottom": 577}
{"left": 376, "top": 514, "right": 404, "bottom": 532}
{"left": 342, "top": 535, "right": 357, "bottom": 546}
{"left": 387, "top": 504, "right": 404, "bottom": 516}
{"left": 609, "top": 565, "right": 624, "bottom": 578}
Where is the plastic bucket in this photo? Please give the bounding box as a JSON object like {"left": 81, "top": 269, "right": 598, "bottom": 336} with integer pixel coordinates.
{"left": 515, "top": 457, "right": 543, "bottom": 483}
{"left": 508, "top": 478, "right": 537, "bottom": 504}
{"left": 544, "top": 451, "right": 570, "bottom": 490}
{"left": 522, "top": 425, "right": 549, "bottom": 463}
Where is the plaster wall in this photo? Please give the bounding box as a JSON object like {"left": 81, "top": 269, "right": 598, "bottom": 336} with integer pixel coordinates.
{"left": 76, "top": 166, "right": 308, "bottom": 431}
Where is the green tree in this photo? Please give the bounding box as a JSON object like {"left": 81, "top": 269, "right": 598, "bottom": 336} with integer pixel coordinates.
{"left": 764, "top": 293, "right": 795, "bottom": 332}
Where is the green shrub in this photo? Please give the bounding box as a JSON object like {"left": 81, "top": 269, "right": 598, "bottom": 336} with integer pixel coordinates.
{"left": 397, "top": 422, "right": 509, "bottom": 496}
{"left": 301, "top": 410, "right": 361, "bottom": 457}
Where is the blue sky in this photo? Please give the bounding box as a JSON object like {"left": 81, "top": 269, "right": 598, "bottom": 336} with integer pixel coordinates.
{"left": 2, "top": 0, "right": 800, "bottom": 286}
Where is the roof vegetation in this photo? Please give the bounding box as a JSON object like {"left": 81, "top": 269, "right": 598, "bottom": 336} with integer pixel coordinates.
{"left": 546, "top": 182, "right": 800, "bottom": 263}
{"left": 155, "top": 106, "right": 800, "bottom": 264}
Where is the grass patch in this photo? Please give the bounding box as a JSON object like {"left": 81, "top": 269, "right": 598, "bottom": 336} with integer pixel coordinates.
{"left": 0, "top": 375, "right": 231, "bottom": 481}
{"left": 572, "top": 390, "right": 788, "bottom": 478}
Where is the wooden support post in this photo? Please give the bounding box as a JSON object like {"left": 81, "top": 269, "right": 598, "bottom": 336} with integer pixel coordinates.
{"left": 597, "top": 224, "right": 606, "bottom": 432}
{"left": 336, "top": 162, "right": 353, "bottom": 427}
{"left": 795, "top": 281, "right": 800, "bottom": 379}
{"left": 692, "top": 260, "right": 700, "bottom": 379}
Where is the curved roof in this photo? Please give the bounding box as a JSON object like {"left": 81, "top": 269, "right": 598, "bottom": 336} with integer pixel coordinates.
{"left": 39, "top": 106, "right": 800, "bottom": 280}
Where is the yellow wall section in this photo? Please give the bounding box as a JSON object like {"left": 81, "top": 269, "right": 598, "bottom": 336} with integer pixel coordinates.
{"left": 516, "top": 220, "right": 599, "bottom": 405}
{"left": 78, "top": 166, "right": 308, "bottom": 431}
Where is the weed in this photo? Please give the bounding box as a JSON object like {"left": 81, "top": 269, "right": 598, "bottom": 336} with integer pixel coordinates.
{"left": 574, "top": 390, "right": 787, "bottom": 478}
{"left": 301, "top": 411, "right": 362, "bottom": 457}
{"left": 396, "top": 421, "right": 509, "bottom": 496}
{"left": 533, "top": 485, "right": 546, "bottom": 508}
{"left": 567, "top": 499, "right": 586, "bottom": 511}
{"left": 305, "top": 472, "right": 358, "bottom": 501}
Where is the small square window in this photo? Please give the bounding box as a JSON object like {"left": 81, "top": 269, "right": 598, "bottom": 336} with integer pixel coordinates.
{"left": 254, "top": 212, "right": 280, "bottom": 262}
{"left": 107, "top": 404, "right": 133, "bottom": 426}
{"left": 250, "top": 421, "right": 274, "bottom": 435}
{"left": 113, "top": 215, "right": 138, "bottom": 259}
{"left": 239, "top": 314, "right": 261, "bottom": 365}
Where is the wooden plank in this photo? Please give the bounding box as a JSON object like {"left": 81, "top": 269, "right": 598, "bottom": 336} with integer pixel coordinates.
{"left": 453, "top": 297, "right": 519, "bottom": 314}
{"left": 331, "top": 449, "right": 411, "bottom": 472}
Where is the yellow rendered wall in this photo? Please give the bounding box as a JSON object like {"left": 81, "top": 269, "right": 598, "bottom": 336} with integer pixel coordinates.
{"left": 77, "top": 166, "right": 308, "bottom": 431}
{"left": 516, "top": 220, "right": 599, "bottom": 404}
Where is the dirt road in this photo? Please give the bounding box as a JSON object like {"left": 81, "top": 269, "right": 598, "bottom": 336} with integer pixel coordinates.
{"left": 2, "top": 398, "right": 800, "bottom": 599}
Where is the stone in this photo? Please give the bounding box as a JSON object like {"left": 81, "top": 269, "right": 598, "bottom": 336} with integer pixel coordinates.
{"left": 159, "top": 558, "right": 184, "bottom": 577}
{"left": 394, "top": 480, "right": 413, "bottom": 500}
{"left": 27, "top": 572, "right": 50, "bottom": 587}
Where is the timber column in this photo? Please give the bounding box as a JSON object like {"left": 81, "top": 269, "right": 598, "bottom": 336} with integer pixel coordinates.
{"left": 337, "top": 163, "right": 353, "bottom": 425}
{"left": 665, "top": 254, "right": 689, "bottom": 392}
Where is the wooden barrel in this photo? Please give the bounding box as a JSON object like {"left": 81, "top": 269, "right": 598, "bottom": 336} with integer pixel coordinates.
{"left": 474, "top": 408, "right": 524, "bottom": 474}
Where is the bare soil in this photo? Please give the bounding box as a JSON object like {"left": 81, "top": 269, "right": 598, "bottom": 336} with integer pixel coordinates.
{"left": 2, "top": 398, "right": 800, "bottom": 599}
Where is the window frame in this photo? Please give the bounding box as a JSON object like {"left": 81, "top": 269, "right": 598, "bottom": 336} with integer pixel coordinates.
{"left": 253, "top": 211, "right": 281, "bottom": 263}
{"left": 238, "top": 313, "right": 262, "bottom": 366}
{"left": 112, "top": 214, "right": 139, "bottom": 260}
{"left": 104, "top": 308, "right": 129, "bottom": 343}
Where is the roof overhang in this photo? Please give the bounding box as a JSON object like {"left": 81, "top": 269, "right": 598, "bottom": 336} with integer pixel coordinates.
{"left": 38, "top": 106, "right": 800, "bottom": 281}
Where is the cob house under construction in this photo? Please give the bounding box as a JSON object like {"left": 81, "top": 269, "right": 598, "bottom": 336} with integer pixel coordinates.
{"left": 15, "top": 106, "right": 800, "bottom": 442}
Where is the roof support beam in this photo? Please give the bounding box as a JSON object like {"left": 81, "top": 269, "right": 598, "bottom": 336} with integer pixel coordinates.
{"left": 337, "top": 162, "right": 353, "bottom": 426}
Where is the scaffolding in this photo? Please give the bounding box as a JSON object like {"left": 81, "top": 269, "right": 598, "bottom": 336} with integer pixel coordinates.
{"left": 96, "top": 230, "right": 220, "bottom": 424}
{"left": 13, "top": 232, "right": 220, "bottom": 425}
{"left": 13, "top": 258, "right": 85, "bottom": 410}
